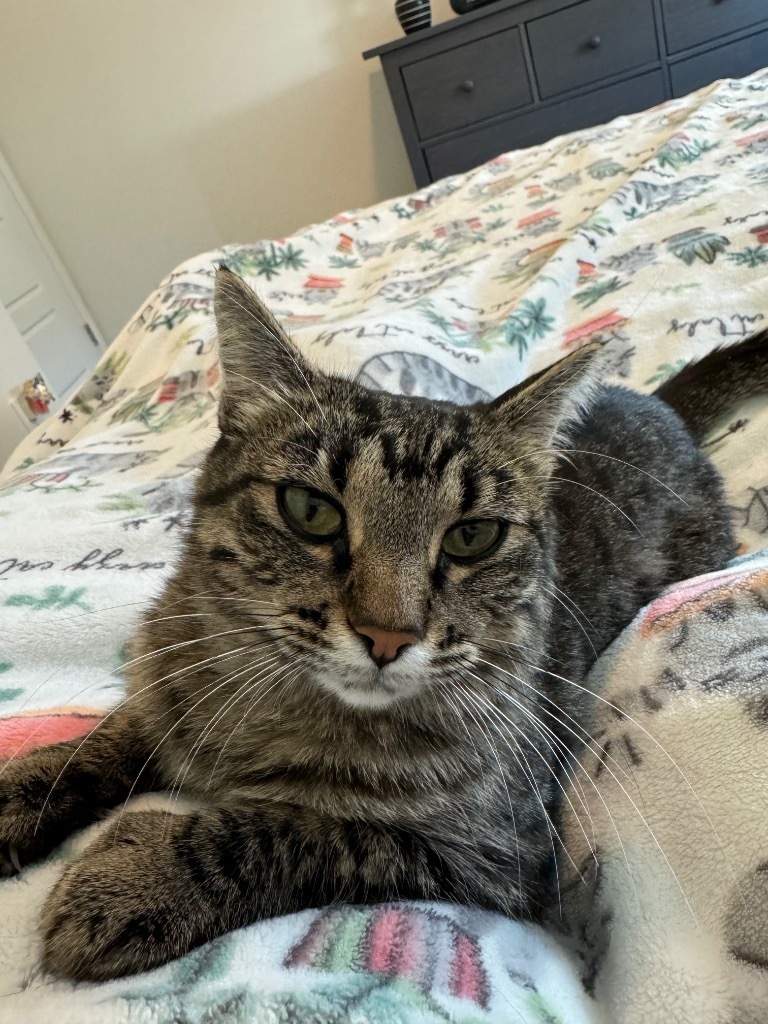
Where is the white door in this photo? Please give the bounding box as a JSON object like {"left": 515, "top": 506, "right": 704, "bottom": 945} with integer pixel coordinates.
{"left": 0, "top": 301, "right": 42, "bottom": 466}
{"left": 0, "top": 156, "right": 103, "bottom": 399}
{"left": 0, "top": 151, "right": 104, "bottom": 466}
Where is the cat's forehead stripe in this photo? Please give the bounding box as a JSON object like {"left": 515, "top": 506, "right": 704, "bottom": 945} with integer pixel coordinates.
{"left": 326, "top": 437, "right": 354, "bottom": 493}
{"left": 460, "top": 467, "right": 479, "bottom": 516}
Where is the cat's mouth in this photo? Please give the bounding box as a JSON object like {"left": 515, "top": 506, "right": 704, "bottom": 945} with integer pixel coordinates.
{"left": 316, "top": 645, "right": 431, "bottom": 710}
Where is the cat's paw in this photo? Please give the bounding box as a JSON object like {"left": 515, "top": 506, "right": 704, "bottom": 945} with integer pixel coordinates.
{"left": 0, "top": 751, "right": 79, "bottom": 877}
{"left": 41, "top": 810, "right": 209, "bottom": 981}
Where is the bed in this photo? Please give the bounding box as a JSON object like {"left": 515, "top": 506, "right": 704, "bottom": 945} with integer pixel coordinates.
{"left": 2, "top": 71, "right": 768, "bottom": 1023}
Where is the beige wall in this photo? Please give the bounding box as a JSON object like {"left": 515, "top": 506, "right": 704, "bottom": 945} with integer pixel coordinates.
{"left": 0, "top": 0, "right": 454, "bottom": 340}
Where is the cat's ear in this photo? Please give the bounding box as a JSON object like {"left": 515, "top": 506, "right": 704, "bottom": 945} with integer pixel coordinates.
{"left": 485, "top": 341, "right": 605, "bottom": 468}
{"left": 214, "top": 266, "right": 314, "bottom": 435}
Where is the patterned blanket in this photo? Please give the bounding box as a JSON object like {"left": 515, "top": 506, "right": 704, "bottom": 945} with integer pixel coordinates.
{"left": 558, "top": 548, "right": 768, "bottom": 1023}
{"left": 2, "top": 71, "right": 768, "bottom": 1022}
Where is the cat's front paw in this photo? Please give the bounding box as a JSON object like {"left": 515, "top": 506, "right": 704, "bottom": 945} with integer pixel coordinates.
{"left": 0, "top": 751, "right": 79, "bottom": 877}
{"left": 41, "top": 810, "right": 214, "bottom": 981}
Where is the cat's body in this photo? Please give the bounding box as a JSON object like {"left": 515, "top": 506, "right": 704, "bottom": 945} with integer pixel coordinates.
{"left": 0, "top": 270, "right": 765, "bottom": 982}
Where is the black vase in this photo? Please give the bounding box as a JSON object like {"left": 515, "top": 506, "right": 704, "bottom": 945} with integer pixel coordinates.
{"left": 395, "top": 0, "right": 431, "bottom": 35}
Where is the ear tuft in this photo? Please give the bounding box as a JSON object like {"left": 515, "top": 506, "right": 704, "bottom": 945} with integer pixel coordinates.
{"left": 213, "top": 268, "right": 313, "bottom": 435}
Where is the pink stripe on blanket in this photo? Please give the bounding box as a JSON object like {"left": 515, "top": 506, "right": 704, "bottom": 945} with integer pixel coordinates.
{"left": 640, "top": 566, "right": 768, "bottom": 636}
{"left": 365, "top": 907, "right": 429, "bottom": 983}
{"left": 449, "top": 932, "right": 489, "bottom": 1007}
{"left": 367, "top": 906, "right": 402, "bottom": 974}
{"left": 0, "top": 709, "right": 104, "bottom": 759}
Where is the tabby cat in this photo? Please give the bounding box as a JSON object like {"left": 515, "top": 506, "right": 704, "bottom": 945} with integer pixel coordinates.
{"left": 1, "top": 268, "right": 766, "bottom": 981}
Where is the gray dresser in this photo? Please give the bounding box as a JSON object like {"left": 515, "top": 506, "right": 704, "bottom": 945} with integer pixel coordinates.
{"left": 364, "top": 0, "right": 768, "bottom": 186}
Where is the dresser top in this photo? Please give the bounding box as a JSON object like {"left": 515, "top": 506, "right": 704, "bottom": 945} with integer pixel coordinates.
{"left": 363, "top": 0, "right": 530, "bottom": 59}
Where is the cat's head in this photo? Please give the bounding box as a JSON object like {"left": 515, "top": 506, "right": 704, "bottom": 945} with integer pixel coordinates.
{"left": 185, "top": 269, "right": 601, "bottom": 711}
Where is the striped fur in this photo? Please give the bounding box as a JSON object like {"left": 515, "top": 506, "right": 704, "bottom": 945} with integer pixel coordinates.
{"left": 0, "top": 270, "right": 744, "bottom": 980}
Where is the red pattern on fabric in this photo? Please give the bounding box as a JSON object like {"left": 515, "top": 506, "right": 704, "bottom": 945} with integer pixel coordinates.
{"left": 0, "top": 711, "right": 103, "bottom": 759}
{"left": 449, "top": 932, "right": 489, "bottom": 1007}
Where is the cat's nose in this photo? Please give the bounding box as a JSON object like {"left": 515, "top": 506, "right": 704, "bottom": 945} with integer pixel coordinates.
{"left": 351, "top": 623, "right": 419, "bottom": 668}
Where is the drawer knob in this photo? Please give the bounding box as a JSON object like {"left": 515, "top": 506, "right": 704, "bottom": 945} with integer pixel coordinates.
{"left": 460, "top": 79, "right": 475, "bottom": 93}
{"left": 587, "top": 35, "right": 602, "bottom": 49}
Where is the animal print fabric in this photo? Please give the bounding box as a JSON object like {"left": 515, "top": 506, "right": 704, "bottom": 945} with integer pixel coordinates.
{"left": 2, "top": 71, "right": 768, "bottom": 1021}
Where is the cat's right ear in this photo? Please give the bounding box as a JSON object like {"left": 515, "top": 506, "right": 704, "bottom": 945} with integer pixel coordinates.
{"left": 214, "top": 266, "right": 314, "bottom": 435}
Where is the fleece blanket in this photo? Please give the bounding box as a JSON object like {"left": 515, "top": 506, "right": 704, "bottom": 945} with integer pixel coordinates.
{"left": 2, "top": 70, "right": 768, "bottom": 1022}
{"left": 556, "top": 546, "right": 768, "bottom": 1024}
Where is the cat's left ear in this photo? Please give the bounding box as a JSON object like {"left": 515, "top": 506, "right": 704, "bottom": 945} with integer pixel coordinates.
{"left": 485, "top": 341, "right": 605, "bottom": 466}
{"left": 213, "top": 266, "right": 315, "bottom": 435}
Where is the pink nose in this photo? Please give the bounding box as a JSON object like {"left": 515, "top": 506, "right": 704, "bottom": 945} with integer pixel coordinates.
{"left": 352, "top": 624, "right": 418, "bottom": 667}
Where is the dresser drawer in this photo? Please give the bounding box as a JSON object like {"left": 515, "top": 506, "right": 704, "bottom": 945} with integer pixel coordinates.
{"left": 670, "top": 27, "right": 768, "bottom": 95}
{"left": 662, "top": 0, "right": 767, "bottom": 55}
{"left": 528, "top": 0, "right": 659, "bottom": 100}
{"left": 426, "top": 70, "right": 665, "bottom": 180}
{"left": 402, "top": 27, "right": 532, "bottom": 139}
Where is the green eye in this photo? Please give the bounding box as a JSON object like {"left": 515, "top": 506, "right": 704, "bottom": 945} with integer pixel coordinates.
{"left": 279, "top": 485, "right": 343, "bottom": 541}
{"left": 442, "top": 519, "right": 504, "bottom": 562}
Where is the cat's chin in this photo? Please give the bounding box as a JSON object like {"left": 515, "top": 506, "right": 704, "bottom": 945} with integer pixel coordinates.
{"left": 330, "top": 685, "right": 406, "bottom": 711}
{"left": 315, "top": 661, "right": 428, "bottom": 711}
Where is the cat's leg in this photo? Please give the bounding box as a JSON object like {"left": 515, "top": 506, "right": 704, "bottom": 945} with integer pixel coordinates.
{"left": 0, "top": 712, "right": 151, "bottom": 876}
{"left": 41, "top": 802, "right": 504, "bottom": 981}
